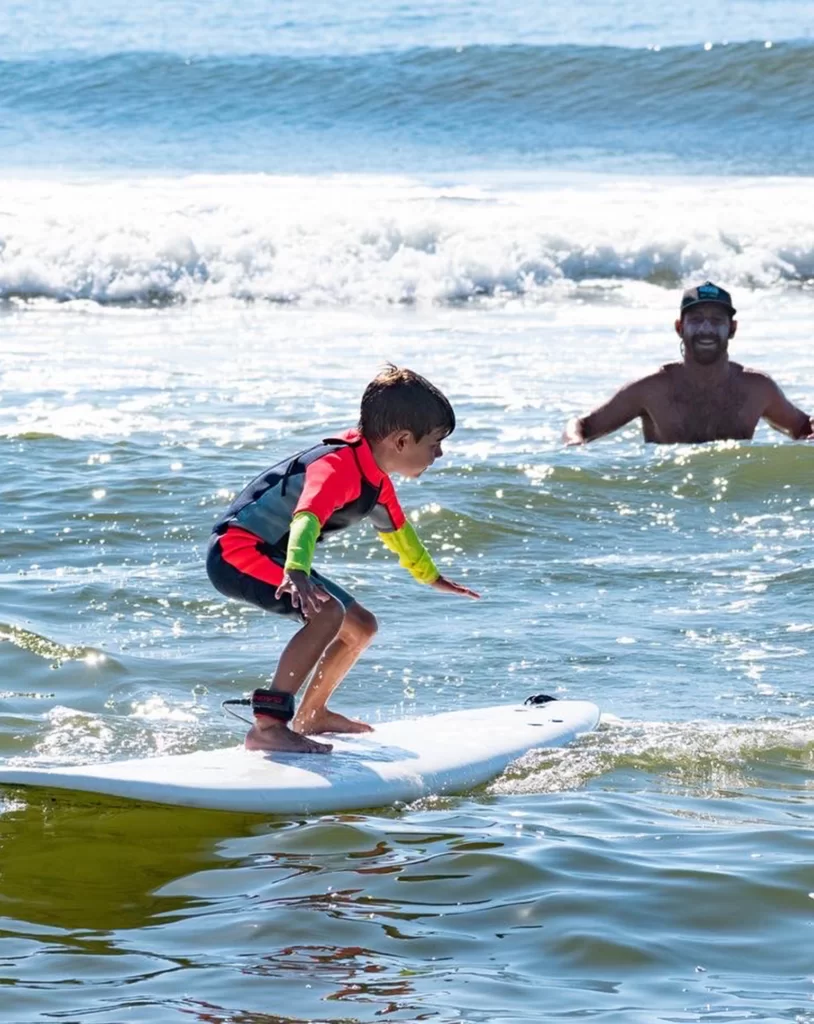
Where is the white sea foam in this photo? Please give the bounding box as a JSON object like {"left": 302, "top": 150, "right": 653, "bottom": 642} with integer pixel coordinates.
{"left": 1, "top": 174, "right": 813, "bottom": 308}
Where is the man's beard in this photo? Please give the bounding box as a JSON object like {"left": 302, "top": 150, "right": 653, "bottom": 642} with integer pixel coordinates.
{"left": 689, "top": 336, "right": 727, "bottom": 365}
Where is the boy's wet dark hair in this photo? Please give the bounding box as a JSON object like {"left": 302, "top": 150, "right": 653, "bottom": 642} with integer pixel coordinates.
{"left": 360, "top": 365, "right": 455, "bottom": 443}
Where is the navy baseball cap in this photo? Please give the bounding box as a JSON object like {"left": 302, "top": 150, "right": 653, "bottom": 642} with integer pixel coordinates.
{"left": 680, "top": 280, "right": 736, "bottom": 317}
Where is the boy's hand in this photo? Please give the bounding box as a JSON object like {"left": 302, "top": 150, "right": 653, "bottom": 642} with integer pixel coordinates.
{"left": 431, "top": 575, "right": 480, "bottom": 599}
{"left": 276, "top": 570, "right": 331, "bottom": 619}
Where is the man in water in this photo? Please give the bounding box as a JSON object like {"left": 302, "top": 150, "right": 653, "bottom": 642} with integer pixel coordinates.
{"left": 565, "top": 281, "right": 812, "bottom": 444}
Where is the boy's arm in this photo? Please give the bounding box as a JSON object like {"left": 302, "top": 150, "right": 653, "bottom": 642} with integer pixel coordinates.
{"left": 283, "top": 447, "right": 362, "bottom": 576}
{"left": 285, "top": 511, "right": 322, "bottom": 574}
{"left": 371, "top": 479, "right": 478, "bottom": 597}
{"left": 276, "top": 512, "right": 332, "bottom": 618}
{"left": 293, "top": 448, "right": 363, "bottom": 529}
{"left": 377, "top": 519, "right": 440, "bottom": 584}
{"left": 276, "top": 450, "right": 360, "bottom": 615}
{"left": 377, "top": 522, "right": 477, "bottom": 596}
{"left": 369, "top": 475, "right": 440, "bottom": 584}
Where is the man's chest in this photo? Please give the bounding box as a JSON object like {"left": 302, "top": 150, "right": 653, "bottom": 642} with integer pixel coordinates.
{"left": 646, "top": 378, "right": 762, "bottom": 443}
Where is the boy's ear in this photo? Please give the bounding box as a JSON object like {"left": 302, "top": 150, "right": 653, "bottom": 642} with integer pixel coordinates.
{"left": 391, "top": 430, "right": 412, "bottom": 451}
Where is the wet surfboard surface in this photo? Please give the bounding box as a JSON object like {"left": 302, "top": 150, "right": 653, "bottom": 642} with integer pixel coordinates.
{"left": 0, "top": 700, "right": 600, "bottom": 813}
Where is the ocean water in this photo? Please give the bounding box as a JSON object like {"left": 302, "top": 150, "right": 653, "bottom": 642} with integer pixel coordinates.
{"left": 1, "top": 2, "right": 813, "bottom": 1022}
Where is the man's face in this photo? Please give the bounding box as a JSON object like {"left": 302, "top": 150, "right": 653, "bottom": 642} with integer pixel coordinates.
{"left": 676, "top": 303, "right": 735, "bottom": 365}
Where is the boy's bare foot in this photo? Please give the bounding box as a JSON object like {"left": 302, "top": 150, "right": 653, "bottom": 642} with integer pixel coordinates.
{"left": 294, "top": 708, "right": 374, "bottom": 735}
{"left": 245, "top": 722, "right": 332, "bottom": 754}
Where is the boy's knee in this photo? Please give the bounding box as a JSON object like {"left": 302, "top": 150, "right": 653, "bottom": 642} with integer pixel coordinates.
{"left": 313, "top": 595, "right": 345, "bottom": 636}
{"left": 348, "top": 604, "right": 378, "bottom": 641}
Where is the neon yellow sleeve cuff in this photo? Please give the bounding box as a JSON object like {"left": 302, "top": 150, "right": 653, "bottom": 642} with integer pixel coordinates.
{"left": 377, "top": 520, "right": 440, "bottom": 584}
{"left": 285, "top": 511, "right": 321, "bottom": 574}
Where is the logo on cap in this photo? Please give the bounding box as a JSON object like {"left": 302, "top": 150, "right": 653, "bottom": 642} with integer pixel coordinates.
{"left": 680, "top": 280, "right": 736, "bottom": 316}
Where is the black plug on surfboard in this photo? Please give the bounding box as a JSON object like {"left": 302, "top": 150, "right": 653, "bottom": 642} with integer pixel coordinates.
{"left": 524, "top": 693, "right": 558, "bottom": 705}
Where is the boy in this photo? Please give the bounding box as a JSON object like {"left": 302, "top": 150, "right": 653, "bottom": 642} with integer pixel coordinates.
{"left": 207, "top": 365, "right": 479, "bottom": 754}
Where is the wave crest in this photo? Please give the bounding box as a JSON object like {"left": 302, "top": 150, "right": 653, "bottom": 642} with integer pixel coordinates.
{"left": 2, "top": 175, "right": 814, "bottom": 306}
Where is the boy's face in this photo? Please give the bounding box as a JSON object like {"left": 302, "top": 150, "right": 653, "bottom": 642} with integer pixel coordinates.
{"left": 388, "top": 427, "right": 448, "bottom": 478}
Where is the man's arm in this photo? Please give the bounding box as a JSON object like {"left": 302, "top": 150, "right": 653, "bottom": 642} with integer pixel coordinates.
{"left": 564, "top": 378, "right": 649, "bottom": 444}
{"left": 760, "top": 376, "right": 812, "bottom": 439}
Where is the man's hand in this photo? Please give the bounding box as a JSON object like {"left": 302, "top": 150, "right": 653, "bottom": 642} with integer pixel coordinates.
{"left": 431, "top": 575, "right": 480, "bottom": 599}
{"left": 563, "top": 416, "right": 586, "bottom": 446}
{"left": 275, "top": 570, "right": 331, "bottom": 619}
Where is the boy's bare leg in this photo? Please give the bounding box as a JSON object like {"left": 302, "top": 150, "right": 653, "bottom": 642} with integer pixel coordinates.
{"left": 294, "top": 602, "right": 378, "bottom": 736}
{"left": 246, "top": 598, "right": 344, "bottom": 754}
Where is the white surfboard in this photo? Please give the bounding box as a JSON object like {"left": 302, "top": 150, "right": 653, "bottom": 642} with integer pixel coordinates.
{"left": 0, "top": 699, "right": 599, "bottom": 814}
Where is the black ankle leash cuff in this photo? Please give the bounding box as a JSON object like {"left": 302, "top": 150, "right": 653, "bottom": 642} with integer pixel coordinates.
{"left": 250, "top": 688, "right": 295, "bottom": 721}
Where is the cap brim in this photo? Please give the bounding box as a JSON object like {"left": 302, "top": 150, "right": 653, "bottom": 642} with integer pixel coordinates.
{"left": 681, "top": 298, "right": 736, "bottom": 316}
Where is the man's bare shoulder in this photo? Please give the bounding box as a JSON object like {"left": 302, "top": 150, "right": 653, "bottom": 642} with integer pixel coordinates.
{"left": 591, "top": 367, "right": 672, "bottom": 401}
{"left": 649, "top": 361, "right": 778, "bottom": 392}
{"left": 631, "top": 363, "right": 681, "bottom": 392}
{"left": 738, "top": 364, "right": 784, "bottom": 394}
